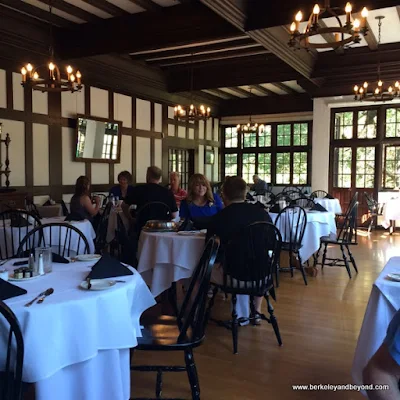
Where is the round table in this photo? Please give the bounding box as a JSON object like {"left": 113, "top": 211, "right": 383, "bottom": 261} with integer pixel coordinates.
{"left": 137, "top": 231, "right": 206, "bottom": 297}
{"left": 1, "top": 259, "right": 155, "bottom": 400}
{"left": 382, "top": 197, "right": 400, "bottom": 230}
{"left": 314, "top": 198, "right": 342, "bottom": 214}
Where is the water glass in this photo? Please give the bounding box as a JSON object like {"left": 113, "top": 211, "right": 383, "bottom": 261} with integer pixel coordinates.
{"left": 35, "top": 247, "right": 52, "bottom": 274}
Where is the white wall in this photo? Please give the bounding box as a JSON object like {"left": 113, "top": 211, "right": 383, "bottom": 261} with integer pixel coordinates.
{"left": 0, "top": 69, "right": 6, "bottom": 109}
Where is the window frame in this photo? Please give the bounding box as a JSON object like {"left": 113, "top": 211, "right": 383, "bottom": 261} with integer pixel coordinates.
{"left": 222, "top": 121, "right": 312, "bottom": 186}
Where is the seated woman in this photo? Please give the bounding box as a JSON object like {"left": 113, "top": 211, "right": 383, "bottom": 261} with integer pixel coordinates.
{"left": 70, "top": 176, "right": 101, "bottom": 224}
{"left": 179, "top": 174, "right": 223, "bottom": 220}
{"left": 169, "top": 171, "right": 187, "bottom": 208}
{"left": 109, "top": 170, "right": 134, "bottom": 201}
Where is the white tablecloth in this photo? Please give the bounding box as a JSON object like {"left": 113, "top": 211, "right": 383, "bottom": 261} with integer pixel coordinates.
{"left": 352, "top": 257, "right": 400, "bottom": 390}
{"left": 314, "top": 198, "right": 342, "bottom": 214}
{"left": 1, "top": 259, "right": 156, "bottom": 400}
{"left": 382, "top": 198, "right": 400, "bottom": 229}
{"left": 137, "top": 231, "right": 205, "bottom": 297}
{"left": 270, "top": 211, "right": 337, "bottom": 262}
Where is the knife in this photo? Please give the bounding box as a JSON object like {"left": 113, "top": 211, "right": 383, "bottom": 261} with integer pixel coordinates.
{"left": 25, "top": 288, "right": 51, "bottom": 307}
{"left": 37, "top": 288, "right": 54, "bottom": 304}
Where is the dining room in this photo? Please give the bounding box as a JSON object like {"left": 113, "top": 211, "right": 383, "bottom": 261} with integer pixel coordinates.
{"left": 1, "top": 1, "right": 400, "bottom": 400}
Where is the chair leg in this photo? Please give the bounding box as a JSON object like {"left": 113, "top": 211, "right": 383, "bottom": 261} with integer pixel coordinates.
{"left": 275, "top": 263, "right": 280, "bottom": 288}
{"left": 346, "top": 245, "right": 358, "bottom": 274}
{"left": 313, "top": 244, "right": 321, "bottom": 267}
{"left": 156, "top": 370, "right": 163, "bottom": 399}
{"left": 321, "top": 243, "right": 328, "bottom": 269}
{"left": 340, "top": 244, "right": 352, "bottom": 279}
{"left": 231, "top": 294, "right": 239, "bottom": 354}
{"left": 184, "top": 348, "right": 200, "bottom": 400}
{"left": 298, "top": 254, "right": 308, "bottom": 286}
{"left": 205, "top": 285, "right": 218, "bottom": 327}
{"left": 289, "top": 251, "right": 294, "bottom": 277}
{"left": 265, "top": 294, "right": 282, "bottom": 346}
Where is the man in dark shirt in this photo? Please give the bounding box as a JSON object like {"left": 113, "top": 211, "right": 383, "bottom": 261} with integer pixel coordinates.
{"left": 250, "top": 174, "right": 269, "bottom": 195}
{"left": 207, "top": 176, "right": 272, "bottom": 320}
{"left": 123, "top": 166, "right": 178, "bottom": 219}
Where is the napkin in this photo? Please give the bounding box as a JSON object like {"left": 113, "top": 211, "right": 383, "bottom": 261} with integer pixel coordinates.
{"left": 246, "top": 193, "right": 255, "bottom": 201}
{"left": 324, "top": 194, "right": 334, "bottom": 199}
{"left": 42, "top": 200, "right": 51, "bottom": 206}
{"left": 0, "top": 278, "right": 27, "bottom": 300}
{"left": 269, "top": 204, "right": 281, "bottom": 213}
{"left": 65, "top": 212, "right": 85, "bottom": 222}
{"left": 10, "top": 214, "right": 30, "bottom": 227}
{"left": 311, "top": 203, "right": 328, "bottom": 212}
{"left": 85, "top": 253, "right": 133, "bottom": 280}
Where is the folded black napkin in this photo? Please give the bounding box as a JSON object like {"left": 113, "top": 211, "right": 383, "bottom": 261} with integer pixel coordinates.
{"left": 10, "top": 214, "right": 30, "bottom": 227}
{"left": 85, "top": 253, "right": 133, "bottom": 280}
{"left": 0, "top": 278, "right": 27, "bottom": 301}
{"left": 178, "top": 218, "right": 195, "bottom": 232}
{"left": 311, "top": 203, "right": 328, "bottom": 212}
{"left": 65, "top": 212, "right": 85, "bottom": 222}
{"left": 269, "top": 205, "right": 280, "bottom": 213}
{"left": 324, "top": 194, "right": 334, "bottom": 199}
{"left": 246, "top": 192, "right": 255, "bottom": 201}
{"left": 42, "top": 200, "right": 51, "bottom": 206}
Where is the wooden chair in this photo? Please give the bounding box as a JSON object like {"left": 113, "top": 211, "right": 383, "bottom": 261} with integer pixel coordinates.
{"left": 17, "top": 222, "right": 90, "bottom": 258}
{"left": 130, "top": 236, "right": 219, "bottom": 400}
{"left": 94, "top": 202, "right": 112, "bottom": 253}
{"left": 310, "top": 190, "right": 329, "bottom": 199}
{"left": 0, "top": 209, "right": 42, "bottom": 260}
{"left": 208, "top": 222, "right": 282, "bottom": 354}
{"left": 364, "top": 192, "right": 384, "bottom": 233}
{"left": 60, "top": 200, "right": 69, "bottom": 217}
{"left": 291, "top": 197, "right": 315, "bottom": 209}
{"left": 274, "top": 205, "right": 308, "bottom": 285}
{"left": 0, "top": 300, "right": 24, "bottom": 400}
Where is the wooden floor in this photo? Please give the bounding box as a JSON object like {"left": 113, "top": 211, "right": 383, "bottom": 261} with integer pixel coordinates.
{"left": 131, "top": 230, "right": 400, "bottom": 400}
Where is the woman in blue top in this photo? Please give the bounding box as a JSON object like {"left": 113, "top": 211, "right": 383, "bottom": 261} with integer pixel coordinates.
{"left": 180, "top": 173, "right": 223, "bottom": 219}
{"left": 109, "top": 171, "right": 134, "bottom": 201}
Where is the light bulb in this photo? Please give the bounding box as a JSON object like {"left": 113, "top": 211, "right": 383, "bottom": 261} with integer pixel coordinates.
{"left": 345, "top": 2, "right": 352, "bottom": 13}
{"left": 255, "top": 123, "right": 258, "bottom": 128}
{"left": 207, "top": 107, "right": 211, "bottom": 112}
{"left": 359, "top": 87, "right": 364, "bottom": 93}
{"left": 33, "top": 72, "right": 39, "bottom": 80}
{"left": 190, "top": 104, "right": 194, "bottom": 110}
{"left": 361, "top": 7, "right": 368, "bottom": 18}
{"left": 27, "top": 63, "right": 33, "bottom": 72}
{"left": 177, "top": 105, "right": 181, "bottom": 110}
{"left": 21, "top": 67, "right": 27, "bottom": 75}
{"left": 378, "top": 80, "right": 383, "bottom": 87}
{"left": 174, "top": 106, "right": 178, "bottom": 112}
{"left": 389, "top": 86, "right": 393, "bottom": 93}
{"left": 236, "top": 124, "right": 240, "bottom": 129}
{"left": 313, "top": 4, "right": 320, "bottom": 14}
{"left": 76, "top": 71, "right": 81, "bottom": 78}
{"left": 70, "top": 74, "right": 75, "bottom": 82}
{"left": 290, "top": 22, "right": 296, "bottom": 32}
{"left": 247, "top": 123, "right": 250, "bottom": 127}
{"left": 295, "top": 11, "right": 303, "bottom": 22}
{"left": 66, "top": 65, "right": 73, "bottom": 74}
{"left": 49, "top": 62, "right": 55, "bottom": 71}
{"left": 395, "top": 82, "right": 399, "bottom": 88}
{"left": 375, "top": 88, "right": 380, "bottom": 94}
{"left": 363, "top": 82, "right": 368, "bottom": 88}
{"left": 353, "top": 19, "right": 360, "bottom": 29}
{"left": 354, "top": 85, "right": 359, "bottom": 92}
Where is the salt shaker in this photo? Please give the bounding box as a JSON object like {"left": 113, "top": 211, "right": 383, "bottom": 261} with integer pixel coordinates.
{"left": 37, "top": 253, "right": 45, "bottom": 275}
{"left": 29, "top": 253, "right": 36, "bottom": 273}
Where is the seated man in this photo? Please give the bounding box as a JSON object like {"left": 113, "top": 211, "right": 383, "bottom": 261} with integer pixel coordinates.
{"left": 250, "top": 174, "right": 269, "bottom": 195}
{"left": 207, "top": 176, "right": 272, "bottom": 323}
{"left": 123, "top": 166, "right": 178, "bottom": 225}
{"left": 363, "top": 309, "right": 400, "bottom": 399}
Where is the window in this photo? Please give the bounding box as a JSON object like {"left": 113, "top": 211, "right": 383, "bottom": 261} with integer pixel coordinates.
{"left": 293, "top": 123, "right": 308, "bottom": 146}
{"left": 276, "top": 153, "right": 291, "bottom": 184}
{"left": 242, "top": 153, "right": 256, "bottom": 184}
{"left": 385, "top": 108, "right": 400, "bottom": 138}
{"left": 356, "top": 147, "right": 375, "bottom": 188}
{"left": 383, "top": 146, "right": 400, "bottom": 188}
{"left": 293, "top": 152, "right": 308, "bottom": 184}
{"left": 224, "top": 127, "right": 238, "bottom": 148}
{"left": 277, "top": 124, "right": 291, "bottom": 146}
{"left": 224, "top": 154, "right": 238, "bottom": 177}
{"left": 334, "top": 112, "right": 353, "bottom": 139}
{"left": 258, "top": 153, "right": 271, "bottom": 183}
{"left": 168, "top": 148, "right": 191, "bottom": 189}
{"left": 242, "top": 131, "right": 257, "bottom": 148}
{"left": 259, "top": 125, "right": 272, "bottom": 147}
{"left": 333, "top": 147, "right": 352, "bottom": 188}
{"left": 357, "top": 110, "right": 377, "bottom": 139}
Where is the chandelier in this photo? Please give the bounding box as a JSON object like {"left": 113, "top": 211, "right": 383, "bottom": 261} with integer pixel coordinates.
{"left": 174, "top": 55, "right": 210, "bottom": 122}
{"left": 236, "top": 120, "right": 265, "bottom": 134}
{"left": 21, "top": 2, "right": 82, "bottom": 93}
{"left": 289, "top": 1, "right": 368, "bottom": 50}
{"left": 353, "top": 16, "right": 400, "bottom": 102}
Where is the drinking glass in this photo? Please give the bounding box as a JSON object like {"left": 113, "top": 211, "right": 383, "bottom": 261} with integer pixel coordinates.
{"left": 35, "top": 247, "right": 52, "bottom": 274}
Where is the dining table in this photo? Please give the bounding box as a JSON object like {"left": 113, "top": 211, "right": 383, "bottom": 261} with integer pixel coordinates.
{"left": 314, "top": 198, "right": 342, "bottom": 214}
{"left": 0, "top": 258, "right": 156, "bottom": 400}
{"left": 381, "top": 197, "right": 400, "bottom": 232}
{"left": 352, "top": 256, "right": 400, "bottom": 392}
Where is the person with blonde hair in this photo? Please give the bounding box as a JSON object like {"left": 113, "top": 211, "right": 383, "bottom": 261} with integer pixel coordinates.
{"left": 169, "top": 171, "right": 187, "bottom": 208}
{"left": 179, "top": 174, "right": 223, "bottom": 219}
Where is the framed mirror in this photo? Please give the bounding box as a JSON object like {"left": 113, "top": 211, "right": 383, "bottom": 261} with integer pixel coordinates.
{"left": 74, "top": 115, "right": 122, "bottom": 163}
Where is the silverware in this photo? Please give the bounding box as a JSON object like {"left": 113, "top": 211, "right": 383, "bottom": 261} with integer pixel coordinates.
{"left": 86, "top": 278, "right": 92, "bottom": 290}
{"left": 109, "top": 280, "right": 126, "bottom": 285}
{"left": 25, "top": 288, "right": 50, "bottom": 307}
{"left": 0, "top": 260, "right": 8, "bottom": 266}
{"left": 36, "top": 288, "right": 54, "bottom": 304}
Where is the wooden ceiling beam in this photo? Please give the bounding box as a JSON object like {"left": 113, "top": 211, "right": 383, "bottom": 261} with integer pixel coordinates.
{"left": 219, "top": 93, "right": 313, "bottom": 116}
{"left": 148, "top": 48, "right": 269, "bottom": 67}
{"left": 202, "top": 89, "right": 237, "bottom": 100}
{"left": 222, "top": 87, "right": 255, "bottom": 98}
{"left": 80, "top": 0, "right": 130, "bottom": 17}
{"left": 130, "top": 37, "right": 257, "bottom": 60}
{"left": 38, "top": 0, "right": 102, "bottom": 23}
{"left": 56, "top": 3, "right": 242, "bottom": 59}
{"left": 249, "top": 84, "right": 277, "bottom": 96}
{"left": 270, "top": 82, "right": 297, "bottom": 95}
{"left": 128, "top": 0, "right": 163, "bottom": 12}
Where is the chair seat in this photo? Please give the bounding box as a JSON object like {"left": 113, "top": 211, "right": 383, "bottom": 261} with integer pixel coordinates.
{"left": 320, "top": 236, "right": 357, "bottom": 245}
{"left": 137, "top": 315, "right": 198, "bottom": 351}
